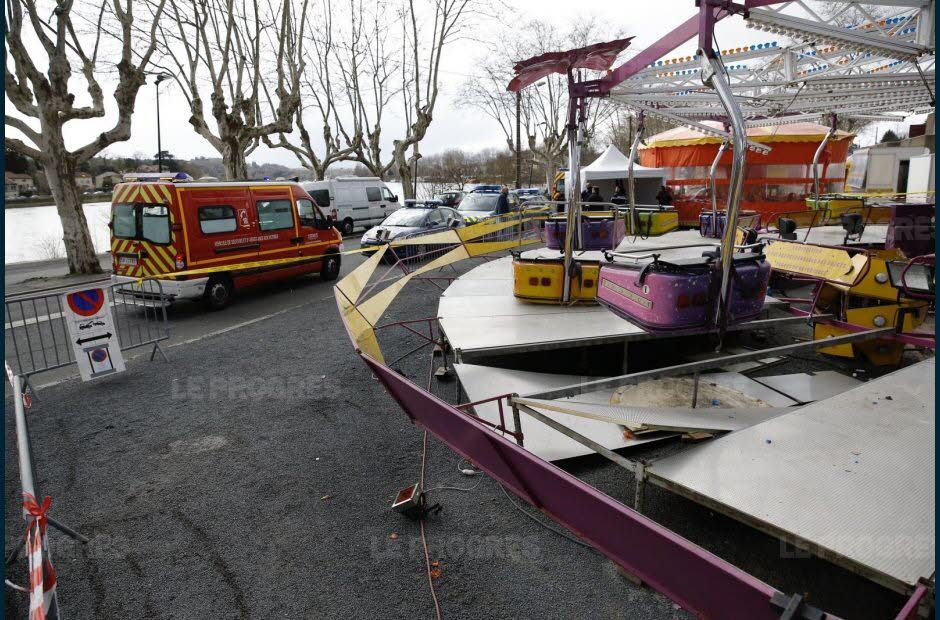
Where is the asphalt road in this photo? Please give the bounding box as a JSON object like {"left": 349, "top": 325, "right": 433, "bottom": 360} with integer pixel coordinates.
{"left": 4, "top": 247, "right": 921, "bottom": 619}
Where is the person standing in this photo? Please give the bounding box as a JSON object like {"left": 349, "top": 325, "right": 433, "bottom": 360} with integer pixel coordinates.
{"left": 495, "top": 185, "right": 511, "bottom": 215}
{"left": 587, "top": 185, "right": 603, "bottom": 203}
{"left": 611, "top": 181, "right": 627, "bottom": 206}
{"left": 656, "top": 185, "right": 673, "bottom": 206}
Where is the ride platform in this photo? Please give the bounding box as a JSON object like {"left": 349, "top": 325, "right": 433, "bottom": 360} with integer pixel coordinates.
{"left": 647, "top": 357, "right": 935, "bottom": 594}
{"left": 439, "top": 230, "right": 790, "bottom": 363}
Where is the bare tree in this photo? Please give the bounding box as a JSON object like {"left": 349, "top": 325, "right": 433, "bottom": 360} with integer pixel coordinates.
{"left": 605, "top": 109, "right": 677, "bottom": 156}
{"left": 5, "top": 0, "right": 168, "bottom": 274}
{"left": 157, "top": 0, "right": 306, "bottom": 180}
{"left": 346, "top": 0, "right": 482, "bottom": 198}
{"left": 264, "top": 0, "right": 390, "bottom": 180}
{"left": 462, "top": 18, "right": 624, "bottom": 188}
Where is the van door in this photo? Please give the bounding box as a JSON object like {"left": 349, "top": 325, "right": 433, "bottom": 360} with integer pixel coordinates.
{"left": 382, "top": 185, "right": 400, "bottom": 215}
{"left": 366, "top": 185, "right": 386, "bottom": 224}
{"left": 251, "top": 187, "right": 300, "bottom": 277}
{"left": 334, "top": 182, "right": 370, "bottom": 234}
{"left": 295, "top": 195, "right": 332, "bottom": 266}
{"left": 179, "top": 187, "right": 255, "bottom": 268}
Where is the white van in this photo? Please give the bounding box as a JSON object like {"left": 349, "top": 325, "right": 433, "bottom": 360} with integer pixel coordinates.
{"left": 301, "top": 177, "right": 401, "bottom": 235}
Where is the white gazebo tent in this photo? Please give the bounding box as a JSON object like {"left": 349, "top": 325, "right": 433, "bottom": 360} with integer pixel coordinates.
{"left": 574, "top": 145, "right": 666, "bottom": 204}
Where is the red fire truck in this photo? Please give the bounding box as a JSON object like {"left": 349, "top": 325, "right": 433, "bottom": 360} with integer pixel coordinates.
{"left": 109, "top": 178, "right": 342, "bottom": 309}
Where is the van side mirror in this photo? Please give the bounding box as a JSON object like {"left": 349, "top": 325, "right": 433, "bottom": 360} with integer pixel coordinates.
{"left": 391, "top": 195, "right": 398, "bottom": 203}
{"left": 450, "top": 219, "right": 460, "bottom": 228}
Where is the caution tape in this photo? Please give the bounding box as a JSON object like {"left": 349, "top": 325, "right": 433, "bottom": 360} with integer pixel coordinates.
{"left": 136, "top": 214, "right": 545, "bottom": 283}
{"left": 137, "top": 245, "right": 373, "bottom": 282}
{"left": 23, "top": 493, "right": 56, "bottom": 620}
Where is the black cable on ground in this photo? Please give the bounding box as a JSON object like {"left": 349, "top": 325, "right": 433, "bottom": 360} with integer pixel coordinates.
{"left": 497, "top": 483, "right": 594, "bottom": 551}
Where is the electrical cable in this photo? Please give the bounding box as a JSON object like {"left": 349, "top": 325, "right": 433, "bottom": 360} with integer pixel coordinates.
{"left": 424, "top": 475, "right": 486, "bottom": 495}
{"left": 417, "top": 345, "right": 442, "bottom": 620}
{"left": 497, "top": 483, "right": 594, "bottom": 551}
{"left": 418, "top": 430, "right": 442, "bottom": 620}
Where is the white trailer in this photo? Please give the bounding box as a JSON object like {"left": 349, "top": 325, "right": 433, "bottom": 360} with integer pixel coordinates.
{"left": 847, "top": 146, "right": 930, "bottom": 194}
{"left": 906, "top": 153, "right": 935, "bottom": 203}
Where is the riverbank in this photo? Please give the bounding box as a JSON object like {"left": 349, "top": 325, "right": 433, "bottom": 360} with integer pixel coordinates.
{"left": 5, "top": 193, "right": 112, "bottom": 208}
{"left": 4, "top": 253, "right": 112, "bottom": 296}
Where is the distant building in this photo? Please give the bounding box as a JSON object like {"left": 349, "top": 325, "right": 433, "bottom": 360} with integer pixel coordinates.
{"left": 76, "top": 173, "right": 94, "bottom": 191}
{"left": 95, "top": 171, "right": 123, "bottom": 190}
{"left": 5, "top": 171, "right": 36, "bottom": 198}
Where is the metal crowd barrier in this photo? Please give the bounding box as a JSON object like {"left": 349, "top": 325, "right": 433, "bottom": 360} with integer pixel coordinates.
{"left": 5, "top": 279, "right": 170, "bottom": 392}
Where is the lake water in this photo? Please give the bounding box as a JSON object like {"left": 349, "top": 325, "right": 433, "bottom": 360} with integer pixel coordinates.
{"left": 3, "top": 181, "right": 463, "bottom": 264}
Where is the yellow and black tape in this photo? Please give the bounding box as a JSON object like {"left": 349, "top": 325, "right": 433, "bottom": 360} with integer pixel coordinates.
{"left": 136, "top": 213, "right": 545, "bottom": 283}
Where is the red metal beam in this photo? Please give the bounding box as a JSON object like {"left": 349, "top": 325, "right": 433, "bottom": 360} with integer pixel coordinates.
{"left": 598, "top": 0, "right": 791, "bottom": 94}
{"left": 360, "top": 352, "right": 827, "bottom": 619}
{"left": 599, "top": 7, "right": 725, "bottom": 93}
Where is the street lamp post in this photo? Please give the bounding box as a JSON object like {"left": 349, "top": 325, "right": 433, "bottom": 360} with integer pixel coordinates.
{"left": 155, "top": 74, "right": 170, "bottom": 172}
{"left": 515, "top": 90, "right": 521, "bottom": 189}
{"left": 516, "top": 82, "right": 545, "bottom": 190}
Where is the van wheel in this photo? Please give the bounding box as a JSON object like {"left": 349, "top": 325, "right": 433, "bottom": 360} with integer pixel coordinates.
{"left": 204, "top": 276, "right": 234, "bottom": 310}
{"left": 341, "top": 218, "right": 354, "bottom": 235}
{"left": 321, "top": 252, "right": 341, "bottom": 281}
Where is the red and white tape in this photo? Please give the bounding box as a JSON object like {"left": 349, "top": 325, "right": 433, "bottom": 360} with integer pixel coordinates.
{"left": 23, "top": 494, "right": 56, "bottom": 620}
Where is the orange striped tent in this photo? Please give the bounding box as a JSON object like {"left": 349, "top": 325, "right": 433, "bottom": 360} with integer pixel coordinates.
{"left": 638, "top": 121, "right": 854, "bottom": 226}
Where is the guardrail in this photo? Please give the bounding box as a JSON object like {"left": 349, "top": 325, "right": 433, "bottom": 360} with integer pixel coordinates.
{"left": 5, "top": 279, "right": 169, "bottom": 393}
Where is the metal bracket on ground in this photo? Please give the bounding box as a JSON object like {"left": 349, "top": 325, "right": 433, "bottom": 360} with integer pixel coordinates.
{"left": 770, "top": 592, "right": 824, "bottom": 620}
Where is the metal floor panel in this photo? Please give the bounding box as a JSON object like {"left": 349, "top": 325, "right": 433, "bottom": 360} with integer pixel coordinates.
{"left": 691, "top": 372, "right": 799, "bottom": 407}
{"left": 751, "top": 371, "right": 862, "bottom": 404}
{"left": 648, "top": 358, "right": 935, "bottom": 592}
{"left": 440, "top": 278, "right": 513, "bottom": 297}
{"left": 802, "top": 224, "right": 888, "bottom": 246}
{"left": 454, "top": 363, "right": 668, "bottom": 462}
{"left": 454, "top": 258, "right": 511, "bottom": 279}
{"left": 514, "top": 397, "right": 789, "bottom": 433}
{"left": 438, "top": 295, "right": 609, "bottom": 318}
{"left": 442, "top": 312, "right": 644, "bottom": 358}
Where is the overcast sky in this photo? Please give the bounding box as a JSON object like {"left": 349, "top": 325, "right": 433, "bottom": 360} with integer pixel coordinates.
{"left": 10, "top": 0, "right": 914, "bottom": 168}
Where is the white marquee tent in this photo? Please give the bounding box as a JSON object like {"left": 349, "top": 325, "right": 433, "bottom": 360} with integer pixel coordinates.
{"left": 574, "top": 145, "right": 667, "bottom": 204}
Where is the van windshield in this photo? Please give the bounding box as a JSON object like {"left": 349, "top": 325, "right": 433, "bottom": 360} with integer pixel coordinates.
{"left": 112, "top": 203, "right": 171, "bottom": 244}
{"left": 458, "top": 193, "right": 499, "bottom": 212}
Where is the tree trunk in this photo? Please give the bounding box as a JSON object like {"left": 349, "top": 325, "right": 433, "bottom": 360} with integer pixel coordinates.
{"left": 222, "top": 142, "right": 249, "bottom": 180}
{"left": 399, "top": 164, "right": 415, "bottom": 199}
{"left": 44, "top": 152, "right": 102, "bottom": 275}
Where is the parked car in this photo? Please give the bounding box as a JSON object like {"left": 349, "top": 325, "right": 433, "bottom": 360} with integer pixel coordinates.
{"left": 455, "top": 190, "right": 505, "bottom": 223}
{"left": 301, "top": 177, "right": 400, "bottom": 235}
{"left": 433, "top": 191, "right": 464, "bottom": 207}
{"left": 467, "top": 184, "right": 502, "bottom": 193}
{"left": 361, "top": 204, "right": 464, "bottom": 262}
{"left": 110, "top": 180, "right": 342, "bottom": 310}
{"left": 512, "top": 188, "right": 543, "bottom": 199}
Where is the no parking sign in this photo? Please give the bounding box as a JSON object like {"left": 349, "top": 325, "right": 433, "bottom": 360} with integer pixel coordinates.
{"left": 61, "top": 287, "right": 126, "bottom": 381}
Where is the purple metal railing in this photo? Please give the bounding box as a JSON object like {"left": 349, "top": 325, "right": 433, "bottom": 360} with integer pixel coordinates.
{"left": 894, "top": 583, "right": 929, "bottom": 620}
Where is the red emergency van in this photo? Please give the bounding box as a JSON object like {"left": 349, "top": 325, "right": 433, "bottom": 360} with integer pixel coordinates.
{"left": 109, "top": 179, "right": 342, "bottom": 309}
